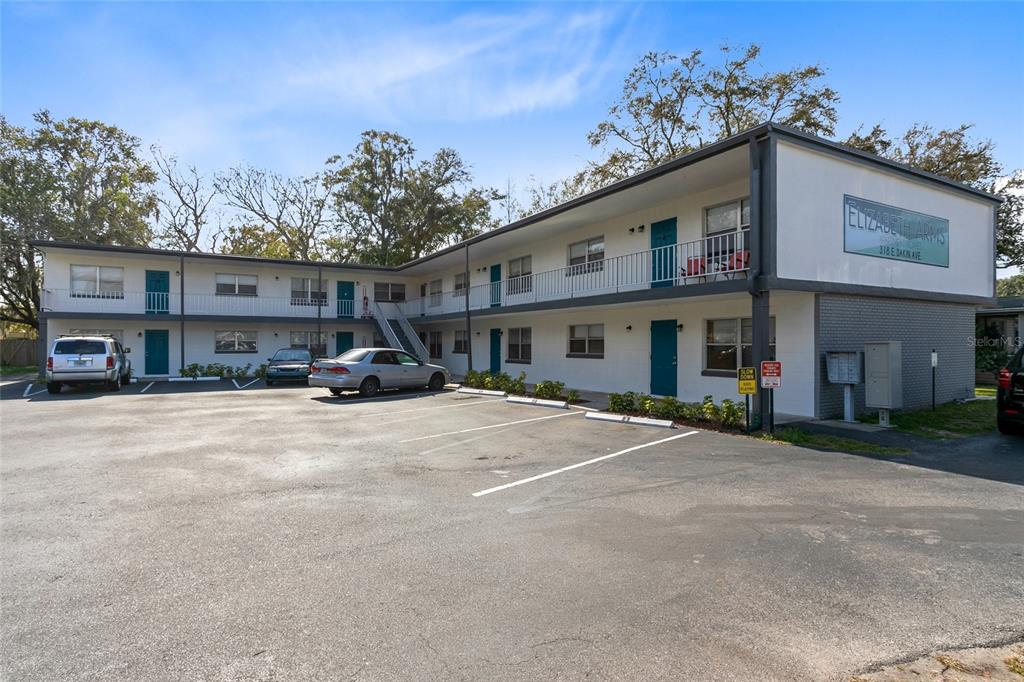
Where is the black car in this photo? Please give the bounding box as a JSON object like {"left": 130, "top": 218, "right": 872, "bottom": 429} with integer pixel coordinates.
{"left": 997, "top": 347, "right": 1024, "bottom": 435}
{"left": 265, "top": 348, "right": 315, "bottom": 385}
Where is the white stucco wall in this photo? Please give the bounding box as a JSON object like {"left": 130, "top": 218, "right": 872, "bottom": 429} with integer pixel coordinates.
{"left": 775, "top": 140, "right": 995, "bottom": 298}
{"left": 413, "top": 291, "right": 816, "bottom": 417}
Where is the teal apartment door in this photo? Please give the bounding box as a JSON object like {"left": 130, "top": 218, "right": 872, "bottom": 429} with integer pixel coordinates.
{"left": 650, "top": 319, "right": 677, "bottom": 396}
{"left": 489, "top": 328, "right": 501, "bottom": 373}
{"left": 336, "top": 331, "right": 354, "bottom": 356}
{"left": 650, "top": 218, "right": 677, "bottom": 288}
{"left": 144, "top": 329, "right": 169, "bottom": 375}
{"left": 145, "top": 270, "right": 170, "bottom": 314}
{"left": 489, "top": 264, "right": 501, "bottom": 307}
{"left": 337, "top": 281, "right": 354, "bottom": 318}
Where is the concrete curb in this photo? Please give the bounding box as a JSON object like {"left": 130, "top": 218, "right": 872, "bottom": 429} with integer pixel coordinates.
{"left": 168, "top": 376, "right": 221, "bottom": 383}
{"left": 506, "top": 396, "right": 568, "bottom": 409}
{"left": 585, "top": 412, "right": 676, "bottom": 429}
{"left": 457, "top": 387, "right": 507, "bottom": 397}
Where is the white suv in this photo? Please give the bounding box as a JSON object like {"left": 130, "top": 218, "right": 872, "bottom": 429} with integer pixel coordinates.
{"left": 46, "top": 336, "right": 132, "bottom": 394}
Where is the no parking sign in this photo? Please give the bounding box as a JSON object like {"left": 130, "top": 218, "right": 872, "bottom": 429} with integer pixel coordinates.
{"left": 760, "top": 361, "right": 782, "bottom": 389}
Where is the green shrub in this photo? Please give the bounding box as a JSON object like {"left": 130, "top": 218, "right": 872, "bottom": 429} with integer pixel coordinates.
{"left": 508, "top": 371, "right": 527, "bottom": 395}
{"left": 720, "top": 398, "right": 745, "bottom": 429}
{"left": 638, "top": 394, "right": 656, "bottom": 415}
{"left": 652, "top": 396, "right": 684, "bottom": 421}
{"left": 534, "top": 379, "right": 565, "bottom": 400}
{"left": 463, "top": 369, "right": 483, "bottom": 388}
{"left": 179, "top": 363, "right": 202, "bottom": 378}
{"left": 254, "top": 363, "right": 269, "bottom": 380}
{"left": 566, "top": 388, "right": 581, "bottom": 404}
{"left": 608, "top": 391, "right": 638, "bottom": 413}
{"left": 700, "top": 394, "right": 721, "bottom": 425}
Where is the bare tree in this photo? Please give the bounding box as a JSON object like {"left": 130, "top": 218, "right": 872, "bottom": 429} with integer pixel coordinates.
{"left": 214, "top": 165, "right": 333, "bottom": 261}
{"left": 152, "top": 147, "right": 217, "bottom": 252}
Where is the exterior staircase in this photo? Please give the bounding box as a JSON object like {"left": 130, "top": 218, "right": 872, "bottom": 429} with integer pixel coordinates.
{"left": 372, "top": 302, "right": 430, "bottom": 361}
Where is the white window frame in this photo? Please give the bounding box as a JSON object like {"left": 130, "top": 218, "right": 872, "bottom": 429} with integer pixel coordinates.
{"left": 567, "top": 237, "right": 605, "bottom": 274}
{"left": 428, "top": 279, "right": 443, "bottom": 307}
{"left": 453, "top": 330, "right": 468, "bottom": 354}
{"left": 453, "top": 272, "right": 468, "bottom": 298}
{"left": 703, "top": 317, "right": 776, "bottom": 374}
{"left": 506, "top": 256, "right": 533, "bottom": 295}
{"left": 289, "top": 331, "right": 327, "bottom": 357}
{"left": 567, "top": 324, "right": 604, "bottom": 358}
{"left": 703, "top": 197, "right": 751, "bottom": 237}
{"left": 70, "top": 264, "right": 124, "bottom": 298}
{"left": 507, "top": 327, "right": 532, "bottom": 363}
{"left": 215, "top": 330, "right": 258, "bottom": 354}
{"left": 215, "top": 273, "right": 258, "bottom": 297}
{"left": 374, "top": 282, "right": 406, "bottom": 302}
{"left": 290, "top": 277, "right": 327, "bottom": 307}
{"left": 428, "top": 331, "right": 443, "bottom": 359}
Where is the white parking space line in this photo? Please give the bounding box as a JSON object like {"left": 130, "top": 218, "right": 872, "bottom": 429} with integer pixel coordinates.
{"left": 238, "top": 378, "right": 260, "bottom": 389}
{"left": 231, "top": 379, "right": 240, "bottom": 389}
{"left": 471, "top": 430, "right": 700, "bottom": 497}
{"left": 25, "top": 389, "right": 48, "bottom": 397}
{"left": 140, "top": 382, "right": 154, "bottom": 393}
{"left": 22, "top": 383, "right": 33, "bottom": 398}
{"left": 360, "top": 397, "right": 505, "bottom": 419}
{"left": 398, "top": 410, "right": 581, "bottom": 443}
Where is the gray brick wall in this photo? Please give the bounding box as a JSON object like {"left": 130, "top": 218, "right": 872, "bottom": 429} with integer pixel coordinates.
{"left": 816, "top": 294, "right": 975, "bottom": 418}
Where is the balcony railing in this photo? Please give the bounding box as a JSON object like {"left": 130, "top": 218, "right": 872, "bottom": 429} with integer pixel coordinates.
{"left": 400, "top": 229, "right": 750, "bottom": 317}
{"left": 42, "top": 290, "right": 361, "bottom": 319}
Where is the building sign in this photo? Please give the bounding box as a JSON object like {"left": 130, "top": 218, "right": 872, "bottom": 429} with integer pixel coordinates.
{"left": 760, "top": 361, "right": 782, "bottom": 389}
{"left": 843, "top": 195, "right": 949, "bottom": 267}
{"left": 738, "top": 367, "right": 757, "bottom": 395}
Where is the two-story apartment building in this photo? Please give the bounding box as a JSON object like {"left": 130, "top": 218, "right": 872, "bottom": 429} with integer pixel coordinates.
{"left": 34, "top": 123, "right": 999, "bottom": 423}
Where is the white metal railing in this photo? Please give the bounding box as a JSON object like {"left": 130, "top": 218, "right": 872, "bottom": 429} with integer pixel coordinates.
{"left": 372, "top": 302, "right": 403, "bottom": 350}
{"left": 42, "top": 289, "right": 361, "bottom": 319}
{"left": 374, "top": 301, "right": 430, "bottom": 359}
{"left": 399, "top": 229, "right": 750, "bottom": 316}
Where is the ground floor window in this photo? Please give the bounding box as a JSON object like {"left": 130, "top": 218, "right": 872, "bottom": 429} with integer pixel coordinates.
{"left": 705, "top": 317, "right": 776, "bottom": 372}
{"left": 567, "top": 324, "right": 604, "bottom": 358}
{"left": 428, "top": 331, "right": 443, "bottom": 359}
{"left": 215, "top": 330, "right": 257, "bottom": 353}
{"left": 507, "top": 327, "right": 531, "bottom": 363}
{"left": 68, "top": 328, "right": 124, "bottom": 342}
{"left": 453, "top": 330, "right": 468, "bottom": 353}
{"left": 290, "top": 331, "right": 327, "bottom": 357}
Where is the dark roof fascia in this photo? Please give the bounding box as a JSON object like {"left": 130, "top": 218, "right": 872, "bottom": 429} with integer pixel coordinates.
{"left": 30, "top": 240, "right": 398, "bottom": 272}
{"left": 768, "top": 124, "right": 1002, "bottom": 203}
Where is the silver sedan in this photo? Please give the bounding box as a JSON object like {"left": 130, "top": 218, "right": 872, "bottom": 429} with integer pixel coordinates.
{"left": 309, "top": 348, "right": 450, "bottom": 397}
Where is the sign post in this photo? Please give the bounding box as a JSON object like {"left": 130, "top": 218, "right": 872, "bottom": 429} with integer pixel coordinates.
{"left": 760, "top": 361, "right": 782, "bottom": 434}
{"left": 931, "top": 349, "right": 938, "bottom": 411}
{"left": 737, "top": 367, "right": 757, "bottom": 432}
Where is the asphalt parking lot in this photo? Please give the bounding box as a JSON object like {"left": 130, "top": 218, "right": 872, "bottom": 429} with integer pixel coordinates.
{"left": 1, "top": 380, "right": 1022, "bottom": 681}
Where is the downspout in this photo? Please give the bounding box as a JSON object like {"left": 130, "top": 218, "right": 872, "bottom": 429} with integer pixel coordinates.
{"left": 179, "top": 255, "right": 185, "bottom": 372}
{"left": 464, "top": 244, "right": 473, "bottom": 372}
{"left": 748, "top": 132, "right": 771, "bottom": 430}
{"left": 316, "top": 262, "right": 322, "bottom": 355}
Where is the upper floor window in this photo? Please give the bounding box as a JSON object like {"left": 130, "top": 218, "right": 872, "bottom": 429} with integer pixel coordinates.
{"left": 291, "top": 277, "right": 327, "bottom": 307}
{"left": 71, "top": 265, "right": 123, "bottom": 298}
{"left": 568, "top": 237, "right": 604, "bottom": 274}
{"left": 453, "top": 272, "right": 468, "bottom": 298}
{"left": 705, "top": 198, "right": 751, "bottom": 236}
{"left": 216, "top": 273, "right": 257, "bottom": 297}
{"left": 507, "top": 256, "right": 533, "bottom": 295}
{"left": 374, "top": 282, "right": 406, "bottom": 302}
{"left": 428, "top": 279, "right": 442, "bottom": 307}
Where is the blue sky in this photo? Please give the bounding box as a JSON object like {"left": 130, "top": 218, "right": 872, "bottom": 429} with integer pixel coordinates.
{"left": 3, "top": 1, "right": 1023, "bottom": 196}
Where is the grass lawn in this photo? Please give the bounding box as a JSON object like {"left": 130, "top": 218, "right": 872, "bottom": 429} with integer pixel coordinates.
{"left": 861, "top": 399, "right": 996, "bottom": 439}
{"left": 975, "top": 386, "right": 996, "bottom": 398}
{"left": 0, "top": 365, "right": 37, "bottom": 376}
{"left": 765, "top": 427, "right": 910, "bottom": 457}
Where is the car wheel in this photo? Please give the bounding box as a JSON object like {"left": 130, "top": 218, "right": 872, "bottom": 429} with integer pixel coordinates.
{"left": 46, "top": 382, "right": 62, "bottom": 395}
{"left": 329, "top": 388, "right": 343, "bottom": 396}
{"left": 428, "top": 372, "right": 445, "bottom": 391}
{"left": 997, "top": 417, "right": 1021, "bottom": 436}
{"left": 108, "top": 372, "right": 122, "bottom": 392}
{"left": 359, "top": 376, "right": 380, "bottom": 397}
{"left": 265, "top": 379, "right": 274, "bottom": 386}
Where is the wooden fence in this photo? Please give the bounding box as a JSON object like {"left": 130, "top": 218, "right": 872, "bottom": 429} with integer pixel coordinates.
{"left": 1, "top": 338, "right": 38, "bottom": 367}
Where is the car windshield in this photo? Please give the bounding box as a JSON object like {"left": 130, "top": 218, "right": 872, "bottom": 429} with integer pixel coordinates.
{"left": 335, "top": 349, "right": 370, "bottom": 363}
{"left": 273, "top": 349, "right": 312, "bottom": 362}
{"left": 54, "top": 340, "right": 106, "bottom": 355}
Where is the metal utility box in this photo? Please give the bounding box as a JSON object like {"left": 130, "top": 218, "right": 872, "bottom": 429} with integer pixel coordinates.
{"left": 864, "top": 341, "right": 902, "bottom": 410}
{"left": 826, "top": 351, "right": 862, "bottom": 384}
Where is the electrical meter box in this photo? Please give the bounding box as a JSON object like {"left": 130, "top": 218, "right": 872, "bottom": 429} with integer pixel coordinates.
{"left": 825, "top": 351, "right": 862, "bottom": 384}
{"left": 864, "top": 341, "right": 902, "bottom": 410}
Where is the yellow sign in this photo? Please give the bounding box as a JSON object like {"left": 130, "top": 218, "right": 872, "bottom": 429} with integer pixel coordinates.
{"left": 738, "top": 367, "right": 757, "bottom": 395}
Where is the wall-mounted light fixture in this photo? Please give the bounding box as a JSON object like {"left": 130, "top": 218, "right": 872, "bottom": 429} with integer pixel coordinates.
{"left": 137, "top": 332, "right": 143, "bottom": 338}
{"left": 274, "top": 332, "right": 278, "bottom": 337}
{"left": 626, "top": 325, "right": 632, "bottom": 331}
{"left": 637, "top": 225, "right": 645, "bottom": 233}
{"left": 274, "top": 276, "right": 279, "bottom": 280}
{"left": 174, "top": 270, "right": 180, "bottom": 276}
{"left": 676, "top": 323, "right": 684, "bottom": 331}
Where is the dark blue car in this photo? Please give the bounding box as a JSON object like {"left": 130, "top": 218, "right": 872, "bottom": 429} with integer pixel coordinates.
{"left": 265, "top": 348, "right": 315, "bottom": 385}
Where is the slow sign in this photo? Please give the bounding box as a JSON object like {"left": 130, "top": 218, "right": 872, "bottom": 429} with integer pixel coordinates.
{"left": 738, "top": 367, "right": 757, "bottom": 395}
{"left": 760, "top": 361, "right": 782, "bottom": 389}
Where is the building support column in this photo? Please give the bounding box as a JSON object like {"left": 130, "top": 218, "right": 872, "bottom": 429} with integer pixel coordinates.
{"left": 464, "top": 244, "right": 473, "bottom": 372}
{"left": 179, "top": 255, "right": 185, "bottom": 372}
{"left": 316, "top": 262, "right": 323, "bottom": 354}
{"left": 748, "top": 134, "right": 774, "bottom": 430}
{"left": 37, "top": 316, "right": 48, "bottom": 376}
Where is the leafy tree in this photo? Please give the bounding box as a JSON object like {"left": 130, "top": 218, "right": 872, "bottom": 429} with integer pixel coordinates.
{"left": 152, "top": 146, "right": 218, "bottom": 252}
{"left": 0, "top": 111, "right": 156, "bottom": 329}
{"left": 215, "top": 223, "right": 291, "bottom": 259}
{"left": 845, "top": 124, "right": 1023, "bottom": 269}
{"left": 996, "top": 273, "right": 1024, "bottom": 298}
{"left": 582, "top": 45, "right": 838, "bottom": 190}
{"left": 325, "top": 130, "right": 498, "bottom": 266}
{"left": 214, "top": 166, "right": 333, "bottom": 261}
